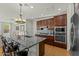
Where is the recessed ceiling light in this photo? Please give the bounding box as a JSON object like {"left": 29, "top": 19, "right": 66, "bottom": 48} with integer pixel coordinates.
{"left": 30, "top": 6, "right": 34, "bottom": 8}
{"left": 58, "top": 8, "right": 61, "bottom": 11}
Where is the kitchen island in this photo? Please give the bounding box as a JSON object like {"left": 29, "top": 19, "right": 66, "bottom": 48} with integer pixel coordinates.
{"left": 11, "top": 36, "right": 46, "bottom": 56}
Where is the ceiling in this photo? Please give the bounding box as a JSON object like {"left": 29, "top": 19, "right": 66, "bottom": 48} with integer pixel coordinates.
{"left": 0, "top": 3, "right": 70, "bottom": 21}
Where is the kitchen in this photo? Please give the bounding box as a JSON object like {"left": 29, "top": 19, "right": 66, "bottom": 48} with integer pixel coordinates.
{"left": 0, "top": 3, "right": 75, "bottom": 56}
{"left": 35, "top": 14, "right": 67, "bottom": 55}
{"left": 36, "top": 14, "right": 67, "bottom": 48}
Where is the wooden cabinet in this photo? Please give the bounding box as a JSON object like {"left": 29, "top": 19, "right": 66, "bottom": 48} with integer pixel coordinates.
{"left": 37, "top": 21, "right": 41, "bottom": 27}
{"left": 53, "top": 42, "right": 67, "bottom": 49}
{"left": 41, "top": 20, "right": 47, "bottom": 26}
{"left": 37, "top": 18, "right": 54, "bottom": 29}
{"left": 36, "top": 35, "right": 67, "bottom": 49}
{"left": 47, "top": 36, "right": 54, "bottom": 42}
{"left": 54, "top": 14, "right": 67, "bottom": 26}
{"left": 43, "top": 36, "right": 54, "bottom": 45}
{"left": 39, "top": 21, "right": 43, "bottom": 27}
{"left": 44, "top": 20, "right": 47, "bottom": 26}
{"left": 48, "top": 18, "right": 54, "bottom": 28}
{"left": 36, "top": 14, "right": 67, "bottom": 49}
{"left": 37, "top": 14, "right": 67, "bottom": 28}
{"left": 37, "top": 20, "right": 48, "bottom": 27}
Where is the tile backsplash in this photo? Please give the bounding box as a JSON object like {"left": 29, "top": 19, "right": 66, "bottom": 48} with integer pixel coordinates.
{"left": 37, "top": 27, "right": 54, "bottom": 35}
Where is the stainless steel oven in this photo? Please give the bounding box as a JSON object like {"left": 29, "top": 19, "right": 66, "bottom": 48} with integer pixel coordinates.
{"left": 54, "top": 26, "right": 67, "bottom": 43}
{"left": 54, "top": 26, "right": 66, "bottom": 33}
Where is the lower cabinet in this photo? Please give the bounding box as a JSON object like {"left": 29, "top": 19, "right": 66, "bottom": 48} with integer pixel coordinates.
{"left": 44, "top": 36, "right": 54, "bottom": 45}
{"left": 35, "top": 35, "right": 67, "bottom": 55}
{"left": 53, "top": 42, "right": 67, "bottom": 49}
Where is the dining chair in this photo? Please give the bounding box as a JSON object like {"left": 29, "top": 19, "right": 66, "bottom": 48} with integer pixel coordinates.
{"left": 1, "top": 36, "right": 13, "bottom": 56}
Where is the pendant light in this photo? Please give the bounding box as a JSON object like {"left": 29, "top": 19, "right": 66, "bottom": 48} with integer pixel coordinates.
{"left": 15, "top": 3, "right": 26, "bottom": 24}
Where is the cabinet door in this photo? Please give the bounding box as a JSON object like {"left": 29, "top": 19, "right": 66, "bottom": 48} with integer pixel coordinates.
{"left": 37, "top": 21, "right": 40, "bottom": 27}
{"left": 54, "top": 16, "right": 58, "bottom": 26}
{"left": 62, "top": 14, "right": 67, "bottom": 26}
{"left": 39, "top": 20, "right": 41, "bottom": 27}
{"left": 45, "top": 18, "right": 54, "bottom": 28}
{"left": 47, "top": 19, "right": 51, "bottom": 28}
{"left": 54, "top": 14, "right": 67, "bottom": 26}
{"left": 42, "top": 20, "right": 46, "bottom": 26}
{"left": 44, "top": 20, "right": 47, "bottom": 26}
{"left": 45, "top": 36, "right": 54, "bottom": 45}
{"left": 47, "top": 36, "right": 54, "bottom": 41}
{"left": 44, "top": 19, "right": 48, "bottom": 27}
{"left": 50, "top": 18, "right": 54, "bottom": 28}
{"left": 37, "top": 20, "right": 48, "bottom": 28}
{"left": 54, "top": 15, "right": 62, "bottom": 26}
{"left": 61, "top": 14, "right": 67, "bottom": 26}
{"left": 41, "top": 20, "right": 44, "bottom": 26}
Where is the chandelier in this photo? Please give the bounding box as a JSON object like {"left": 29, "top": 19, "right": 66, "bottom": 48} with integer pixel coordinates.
{"left": 15, "top": 3, "right": 26, "bottom": 24}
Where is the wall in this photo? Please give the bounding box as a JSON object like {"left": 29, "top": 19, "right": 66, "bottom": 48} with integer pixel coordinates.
{"left": 26, "top": 20, "right": 34, "bottom": 36}
{"left": 67, "top": 3, "right": 74, "bottom": 51}
{"left": 0, "top": 19, "right": 15, "bottom": 36}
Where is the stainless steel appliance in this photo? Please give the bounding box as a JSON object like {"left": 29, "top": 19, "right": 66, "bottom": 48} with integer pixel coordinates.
{"left": 54, "top": 26, "right": 67, "bottom": 43}
{"left": 70, "top": 23, "right": 76, "bottom": 49}
{"left": 54, "top": 26, "right": 66, "bottom": 33}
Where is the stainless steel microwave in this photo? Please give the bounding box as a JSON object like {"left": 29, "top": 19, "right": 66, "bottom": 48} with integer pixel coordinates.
{"left": 54, "top": 26, "right": 66, "bottom": 33}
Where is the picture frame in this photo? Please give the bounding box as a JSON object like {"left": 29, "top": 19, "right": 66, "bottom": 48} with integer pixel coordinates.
{"left": 2, "top": 23, "right": 10, "bottom": 33}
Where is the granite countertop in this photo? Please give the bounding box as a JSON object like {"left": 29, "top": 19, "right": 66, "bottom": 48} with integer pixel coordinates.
{"left": 12, "top": 36, "right": 46, "bottom": 51}
{"left": 35, "top": 34, "right": 54, "bottom": 36}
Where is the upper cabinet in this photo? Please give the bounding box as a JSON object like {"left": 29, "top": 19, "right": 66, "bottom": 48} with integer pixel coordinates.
{"left": 48, "top": 18, "right": 54, "bottom": 28}
{"left": 41, "top": 20, "right": 47, "bottom": 26}
{"left": 37, "top": 19, "right": 48, "bottom": 28}
{"left": 37, "top": 14, "right": 67, "bottom": 28}
{"left": 54, "top": 14, "right": 67, "bottom": 26}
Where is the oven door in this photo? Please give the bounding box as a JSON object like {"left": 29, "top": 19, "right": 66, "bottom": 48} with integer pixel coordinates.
{"left": 54, "top": 33, "right": 66, "bottom": 43}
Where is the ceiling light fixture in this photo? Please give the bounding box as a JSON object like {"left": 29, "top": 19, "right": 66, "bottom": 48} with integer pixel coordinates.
{"left": 15, "top": 3, "right": 26, "bottom": 24}
{"left": 58, "top": 8, "right": 61, "bottom": 11}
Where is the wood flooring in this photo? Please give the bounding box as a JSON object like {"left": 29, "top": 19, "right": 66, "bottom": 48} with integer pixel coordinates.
{"left": 44, "top": 44, "right": 70, "bottom": 56}
{"left": 0, "top": 44, "right": 70, "bottom": 56}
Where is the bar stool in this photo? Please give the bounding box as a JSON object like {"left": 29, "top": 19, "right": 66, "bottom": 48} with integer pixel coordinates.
{"left": 1, "top": 37, "right": 13, "bottom": 56}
